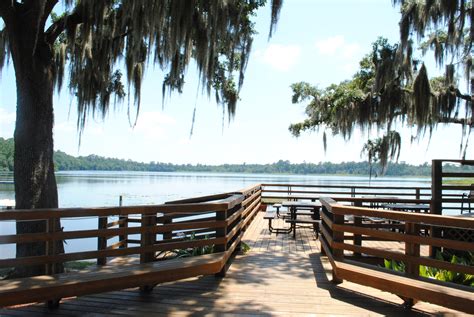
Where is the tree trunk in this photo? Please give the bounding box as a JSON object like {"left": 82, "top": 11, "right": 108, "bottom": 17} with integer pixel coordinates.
{"left": 8, "top": 12, "right": 64, "bottom": 278}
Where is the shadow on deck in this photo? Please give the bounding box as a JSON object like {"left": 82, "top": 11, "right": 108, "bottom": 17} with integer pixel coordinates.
{"left": 0, "top": 213, "right": 460, "bottom": 316}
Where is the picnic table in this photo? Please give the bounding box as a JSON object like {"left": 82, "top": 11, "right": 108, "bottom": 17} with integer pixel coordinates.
{"left": 281, "top": 201, "right": 321, "bottom": 238}
{"left": 380, "top": 203, "right": 430, "bottom": 213}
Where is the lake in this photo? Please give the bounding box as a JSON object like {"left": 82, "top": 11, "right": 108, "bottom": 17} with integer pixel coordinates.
{"left": 0, "top": 171, "right": 431, "bottom": 207}
{"left": 0, "top": 171, "right": 432, "bottom": 259}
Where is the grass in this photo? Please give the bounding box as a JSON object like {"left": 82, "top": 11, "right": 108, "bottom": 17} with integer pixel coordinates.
{"left": 443, "top": 178, "right": 473, "bottom": 185}
{"left": 64, "top": 261, "right": 96, "bottom": 272}
{"left": 261, "top": 198, "right": 283, "bottom": 204}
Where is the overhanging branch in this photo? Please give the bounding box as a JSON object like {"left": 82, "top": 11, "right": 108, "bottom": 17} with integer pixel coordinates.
{"left": 44, "top": 8, "right": 83, "bottom": 44}
{"left": 452, "top": 87, "right": 473, "bottom": 102}
{"left": 438, "top": 117, "right": 473, "bottom": 126}
{"left": 41, "top": 0, "right": 58, "bottom": 31}
{"left": 0, "top": 1, "right": 14, "bottom": 20}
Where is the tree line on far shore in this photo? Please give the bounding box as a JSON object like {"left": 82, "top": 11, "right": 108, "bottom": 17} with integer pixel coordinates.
{"left": 1, "top": 137, "right": 472, "bottom": 176}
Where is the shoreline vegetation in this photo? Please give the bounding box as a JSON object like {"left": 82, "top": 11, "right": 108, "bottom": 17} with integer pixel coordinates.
{"left": 1, "top": 138, "right": 473, "bottom": 177}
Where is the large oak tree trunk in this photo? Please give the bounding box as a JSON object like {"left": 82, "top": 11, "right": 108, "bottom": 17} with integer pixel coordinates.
{"left": 8, "top": 11, "right": 64, "bottom": 278}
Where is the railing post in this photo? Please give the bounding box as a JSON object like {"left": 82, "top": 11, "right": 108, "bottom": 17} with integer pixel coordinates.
{"left": 215, "top": 208, "right": 228, "bottom": 278}
{"left": 140, "top": 212, "right": 157, "bottom": 293}
{"left": 97, "top": 216, "right": 107, "bottom": 266}
{"left": 162, "top": 215, "right": 173, "bottom": 241}
{"left": 332, "top": 212, "right": 344, "bottom": 284}
{"left": 140, "top": 213, "right": 157, "bottom": 264}
{"left": 45, "top": 217, "right": 62, "bottom": 308}
{"left": 430, "top": 159, "right": 442, "bottom": 256}
{"left": 352, "top": 202, "right": 362, "bottom": 257}
{"left": 119, "top": 215, "right": 128, "bottom": 249}
{"left": 403, "top": 221, "right": 420, "bottom": 308}
{"left": 118, "top": 196, "right": 128, "bottom": 249}
{"left": 45, "top": 217, "right": 57, "bottom": 275}
{"left": 415, "top": 188, "right": 420, "bottom": 200}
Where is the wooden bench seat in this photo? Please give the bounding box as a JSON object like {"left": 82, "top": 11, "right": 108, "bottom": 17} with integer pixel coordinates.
{"left": 264, "top": 209, "right": 291, "bottom": 234}
{"left": 282, "top": 210, "right": 314, "bottom": 218}
{"left": 333, "top": 259, "right": 474, "bottom": 314}
{"left": 0, "top": 252, "right": 226, "bottom": 308}
{"left": 263, "top": 209, "right": 276, "bottom": 220}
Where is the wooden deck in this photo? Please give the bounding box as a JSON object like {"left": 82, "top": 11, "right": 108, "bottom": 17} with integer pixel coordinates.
{"left": 0, "top": 212, "right": 463, "bottom": 316}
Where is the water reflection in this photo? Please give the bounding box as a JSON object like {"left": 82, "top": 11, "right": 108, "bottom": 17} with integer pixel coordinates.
{"left": 0, "top": 170, "right": 431, "bottom": 208}
{"left": 0, "top": 171, "right": 432, "bottom": 259}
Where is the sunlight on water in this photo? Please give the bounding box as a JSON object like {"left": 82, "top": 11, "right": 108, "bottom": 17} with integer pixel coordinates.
{"left": 0, "top": 171, "right": 438, "bottom": 259}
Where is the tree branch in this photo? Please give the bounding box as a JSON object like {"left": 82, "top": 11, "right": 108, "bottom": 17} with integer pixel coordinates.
{"left": 453, "top": 87, "right": 473, "bottom": 102}
{"left": 0, "top": 0, "right": 14, "bottom": 20}
{"left": 44, "top": 8, "right": 83, "bottom": 44}
{"left": 40, "top": 0, "right": 58, "bottom": 31}
{"left": 438, "top": 117, "right": 473, "bottom": 126}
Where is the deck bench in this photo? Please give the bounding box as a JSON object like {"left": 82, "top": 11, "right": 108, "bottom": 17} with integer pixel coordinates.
{"left": 332, "top": 258, "right": 474, "bottom": 314}
{"left": 0, "top": 252, "right": 226, "bottom": 308}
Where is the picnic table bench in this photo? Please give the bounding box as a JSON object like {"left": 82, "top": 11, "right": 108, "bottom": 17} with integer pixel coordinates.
{"left": 282, "top": 201, "right": 321, "bottom": 238}
{"left": 263, "top": 206, "right": 291, "bottom": 234}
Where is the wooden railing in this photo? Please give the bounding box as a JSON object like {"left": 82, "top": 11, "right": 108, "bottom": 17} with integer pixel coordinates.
{"left": 1, "top": 181, "right": 473, "bottom": 312}
{"left": 319, "top": 196, "right": 474, "bottom": 313}
{"left": 0, "top": 184, "right": 262, "bottom": 279}
{"left": 261, "top": 182, "right": 474, "bottom": 214}
{"left": 432, "top": 159, "right": 474, "bottom": 215}
{"left": 261, "top": 183, "right": 431, "bottom": 200}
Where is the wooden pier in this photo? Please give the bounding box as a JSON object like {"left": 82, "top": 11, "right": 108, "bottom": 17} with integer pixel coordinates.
{"left": 0, "top": 212, "right": 464, "bottom": 316}
{"left": 1, "top": 165, "right": 473, "bottom": 316}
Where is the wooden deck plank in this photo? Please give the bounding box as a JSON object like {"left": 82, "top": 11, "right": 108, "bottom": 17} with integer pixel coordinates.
{"left": 1, "top": 211, "right": 463, "bottom": 316}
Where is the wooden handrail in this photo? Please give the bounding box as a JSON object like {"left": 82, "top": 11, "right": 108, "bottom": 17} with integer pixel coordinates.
{"left": 0, "top": 184, "right": 262, "bottom": 275}
{"left": 331, "top": 205, "right": 473, "bottom": 229}
{"left": 263, "top": 189, "right": 431, "bottom": 196}
{"left": 0, "top": 219, "right": 226, "bottom": 244}
{"left": 319, "top": 195, "right": 474, "bottom": 313}
{"left": 262, "top": 183, "right": 431, "bottom": 190}
{"left": 0, "top": 203, "right": 228, "bottom": 221}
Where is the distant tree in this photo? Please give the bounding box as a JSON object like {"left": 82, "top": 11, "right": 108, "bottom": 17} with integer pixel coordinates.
{"left": 289, "top": 1, "right": 473, "bottom": 169}
{"left": 361, "top": 131, "right": 401, "bottom": 182}
{"left": 0, "top": 0, "right": 282, "bottom": 277}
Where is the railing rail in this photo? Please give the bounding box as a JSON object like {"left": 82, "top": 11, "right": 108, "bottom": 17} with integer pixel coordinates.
{"left": 319, "top": 196, "right": 474, "bottom": 313}
{"left": 1, "top": 181, "right": 474, "bottom": 313}
{"left": 0, "top": 184, "right": 262, "bottom": 275}
{"left": 261, "top": 182, "right": 473, "bottom": 213}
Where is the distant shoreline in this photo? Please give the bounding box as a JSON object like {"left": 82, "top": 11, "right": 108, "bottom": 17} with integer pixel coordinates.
{"left": 1, "top": 170, "right": 432, "bottom": 178}
{"left": 1, "top": 137, "right": 473, "bottom": 177}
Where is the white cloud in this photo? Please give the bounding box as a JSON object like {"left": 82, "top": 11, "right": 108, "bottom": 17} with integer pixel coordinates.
{"left": 0, "top": 108, "right": 15, "bottom": 138}
{"left": 87, "top": 126, "right": 104, "bottom": 136}
{"left": 0, "top": 108, "right": 15, "bottom": 125}
{"left": 133, "top": 111, "right": 176, "bottom": 138}
{"left": 258, "top": 44, "right": 302, "bottom": 72}
{"left": 55, "top": 121, "right": 76, "bottom": 133}
{"left": 315, "top": 35, "right": 361, "bottom": 60}
{"left": 315, "top": 35, "right": 345, "bottom": 55}
{"left": 314, "top": 36, "right": 363, "bottom": 75}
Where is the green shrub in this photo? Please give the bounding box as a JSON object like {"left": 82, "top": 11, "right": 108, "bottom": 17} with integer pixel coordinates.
{"left": 384, "top": 251, "right": 474, "bottom": 287}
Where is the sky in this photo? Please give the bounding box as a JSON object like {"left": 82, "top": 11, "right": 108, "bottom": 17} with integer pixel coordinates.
{"left": 0, "top": 0, "right": 471, "bottom": 165}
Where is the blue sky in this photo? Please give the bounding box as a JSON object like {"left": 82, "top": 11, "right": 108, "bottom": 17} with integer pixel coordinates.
{"left": 0, "top": 0, "right": 470, "bottom": 165}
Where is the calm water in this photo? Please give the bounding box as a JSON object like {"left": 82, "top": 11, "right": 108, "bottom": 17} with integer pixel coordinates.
{"left": 0, "top": 171, "right": 431, "bottom": 207}
{"left": 0, "top": 171, "right": 431, "bottom": 259}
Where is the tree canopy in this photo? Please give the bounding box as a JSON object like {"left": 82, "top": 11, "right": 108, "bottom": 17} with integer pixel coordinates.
{"left": 0, "top": 1, "right": 283, "bottom": 130}
{"left": 0, "top": 0, "right": 283, "bottom": 276}
{"left": 289, "top": 1, "right": 473, "bottom": 168}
